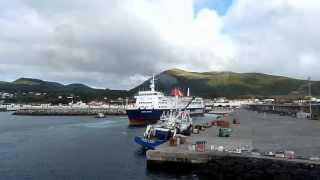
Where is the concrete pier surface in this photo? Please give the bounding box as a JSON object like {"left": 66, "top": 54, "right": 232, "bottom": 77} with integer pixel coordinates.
{"left": 147, "top": 109, "right": 320, "bottom": 179}
{"left": 236, "top": 109, "right": 320, "bottom": 156}
{"left": 149, "top": 121, "right": 252, "bottom": 156}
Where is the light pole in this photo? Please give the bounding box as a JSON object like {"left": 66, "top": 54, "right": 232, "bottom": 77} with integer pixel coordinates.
{"left": 308, "top": 77, "right": 312, "bottom": 119}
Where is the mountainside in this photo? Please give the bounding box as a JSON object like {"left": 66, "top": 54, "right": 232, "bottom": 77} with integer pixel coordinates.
{"left": 1, "top": 69, "right": 319, "bottom": 103}
{"left": 131, "top": 69, "right": 320, "bottom": 98}
{"left": 0, "top": 78, "right": 129, "bottom": 103}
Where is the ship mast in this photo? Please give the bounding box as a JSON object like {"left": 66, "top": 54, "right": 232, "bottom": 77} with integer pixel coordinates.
{"left": 150, "top": 74, "right": 155, "bottom": 92}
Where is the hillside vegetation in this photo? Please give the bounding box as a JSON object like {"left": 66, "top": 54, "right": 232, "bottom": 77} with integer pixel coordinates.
{"left": 0, "top": 78, "right": 129, "bottom": 103}
{"left": 131, "top": 69, "right": 320, "bottom": 98}
{"left": 1, "top": 69, "right": 319, "bottom": 103}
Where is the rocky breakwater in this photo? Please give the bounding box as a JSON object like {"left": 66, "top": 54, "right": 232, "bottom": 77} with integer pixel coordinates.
{"left": 13, "top": 107, "right": 126, "bottom": 116}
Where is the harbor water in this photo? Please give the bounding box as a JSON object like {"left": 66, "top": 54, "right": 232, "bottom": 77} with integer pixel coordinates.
{"left": 0, "top": 112, "right": 216, "bottom": 180}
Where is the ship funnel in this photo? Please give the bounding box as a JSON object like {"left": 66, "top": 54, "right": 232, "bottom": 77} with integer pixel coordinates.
{"left": 187, "top": 88, "right": 190, "bottom": 97}
{"left": 170, "top": 87, "right": 183, "bottom": 97}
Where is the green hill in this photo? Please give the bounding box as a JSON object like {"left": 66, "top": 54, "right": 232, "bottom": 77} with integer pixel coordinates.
{"left": 13, "top": 78, "right": 49, "bottom": 85}
{"left": 0, "top": 78, "right": 129, "bottom": 103}
{"left": 1, "top": 69, "right": 319, "bottom": 103}
{"left": 131, "top": 69, "right": 320, "bottom": 98}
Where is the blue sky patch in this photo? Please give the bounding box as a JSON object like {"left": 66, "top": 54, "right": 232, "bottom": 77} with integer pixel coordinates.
{"left": 193, "top": 0, "right": 233, "bottom": 16}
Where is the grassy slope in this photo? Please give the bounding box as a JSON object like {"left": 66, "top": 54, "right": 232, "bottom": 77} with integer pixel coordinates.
{"left": 0, "top": 78, "right": 130, "bottom": 102}
{"left": 156, "top": 69, "right": 320, "bottom": 97}
{"left": 1, "top": 69, "right": 320, "bottom": 100}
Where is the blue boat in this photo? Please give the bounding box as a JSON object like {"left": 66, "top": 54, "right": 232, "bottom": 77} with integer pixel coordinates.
{"left": 134, "top": 136, "right": 166, "bottom": 149}
{"left": 134, "top": 109, "right": 193, "bottom": 149}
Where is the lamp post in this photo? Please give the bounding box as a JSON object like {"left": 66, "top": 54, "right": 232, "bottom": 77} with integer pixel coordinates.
{"left": 308, "top": 77, "right": 312, "bottom": 119}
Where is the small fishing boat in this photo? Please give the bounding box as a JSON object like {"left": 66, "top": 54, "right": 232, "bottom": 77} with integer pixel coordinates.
{"left": 174, "top": 110, "right": 193, "bottom": 136}
{"left": 134, "top": 109, "right": 192, "bottom": 149}
{"left": 95, "top": 112, "right": 105, "bottom": 118}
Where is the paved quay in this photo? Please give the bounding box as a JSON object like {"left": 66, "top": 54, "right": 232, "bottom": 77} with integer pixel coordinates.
{"left": 236, "top": 109, "right": 320, "bottom": 156}
{"left": 152, "top": 119, "right": 252, "bottom": 154}
{"left": 147, "top": 109, "right": 320, "bottom": 172}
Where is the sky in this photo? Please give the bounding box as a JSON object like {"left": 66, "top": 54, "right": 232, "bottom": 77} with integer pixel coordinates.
{"left": 0, "top": 0, "right": 320, "bottom": 89}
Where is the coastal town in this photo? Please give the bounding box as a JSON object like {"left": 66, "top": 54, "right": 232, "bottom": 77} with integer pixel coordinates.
{"left": 1, "top": 95, "right": 320, "bottom": 119}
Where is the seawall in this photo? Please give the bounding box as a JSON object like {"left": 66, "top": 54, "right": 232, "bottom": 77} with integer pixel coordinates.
{"left": 147, "top": 152, "right": 320, "bottom": 180}
{"left": 198, "top": 154, "right": 320, "bottom": 180}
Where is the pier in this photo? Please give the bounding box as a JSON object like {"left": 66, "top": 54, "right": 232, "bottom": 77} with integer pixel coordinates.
{"left": 146, "top": 109, "right": 320, "bottom": 179}
{"left": 206, "top": 107, "right": 235, "bottom": 115}
{"left": 147, "top": 122, "right": 253, "bottom": 167}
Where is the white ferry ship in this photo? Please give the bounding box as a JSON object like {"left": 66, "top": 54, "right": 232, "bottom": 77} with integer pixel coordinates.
{"left": 126, "top": 75, "right": 204, "bottom": 126}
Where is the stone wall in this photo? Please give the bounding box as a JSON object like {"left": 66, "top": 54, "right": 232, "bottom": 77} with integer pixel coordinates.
{"left": 197, "top": 155, "right": 320, "bottom": 180}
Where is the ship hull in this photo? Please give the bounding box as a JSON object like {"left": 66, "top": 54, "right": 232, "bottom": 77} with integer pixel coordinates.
{"left": 127, "top": 109, "right": 164, "bottom": 126}
{"left": 134, "top": 136, "right": 166, "bottom": 149}
{"left": 127, "top": 108, "right": 204, "bottom": 126}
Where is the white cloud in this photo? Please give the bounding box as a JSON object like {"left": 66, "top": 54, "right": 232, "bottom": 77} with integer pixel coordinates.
{"left": 125, "top": 0, "right": 235, "bottom": 71}
{"left": 0, "top": 0, "right": 233, "bottom": 89}
{"left": 0, "top": 0, "right": 320, "bottom": 89}
{"left": 224, "top": 0, "right": 320, "bottom": 80}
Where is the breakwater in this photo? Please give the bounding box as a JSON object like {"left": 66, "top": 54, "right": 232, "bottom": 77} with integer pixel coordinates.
{"left": 13, "top": 107, "right": 126, "bottom": 116}
{"left": 247, "top": 103, "right": 320, "bottom": 120}
{"left": 206, "top": 107, "right": 235, "bottom": 115}
{"left": 148, "top": 151, "right": 320, "bottom": 180}
{"left": 198, "top": 153, "right": 320, "bottom": 180}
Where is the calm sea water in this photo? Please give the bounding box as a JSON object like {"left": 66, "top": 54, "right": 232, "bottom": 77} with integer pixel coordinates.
{"left": 0, "top": 112, "right": 216, "bottom": 180}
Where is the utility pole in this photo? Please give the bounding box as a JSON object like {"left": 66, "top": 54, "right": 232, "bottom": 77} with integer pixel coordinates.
{"left": 308, "top": 77, "right": 312, "bottom": 119}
